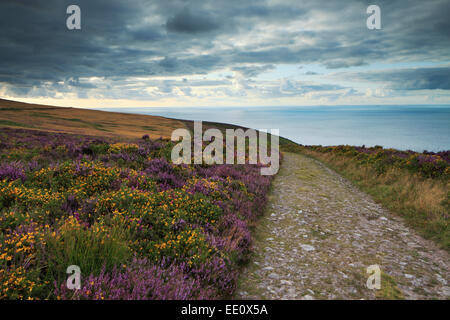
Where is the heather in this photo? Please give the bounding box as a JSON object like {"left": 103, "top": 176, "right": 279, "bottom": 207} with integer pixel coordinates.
{"left": 0, "top": 127, "right": 272, "bottom": 299}
{"left": 282, "top": 143, "right": 449, "bottom": 249}
{"left": 304, "top": 145, "right": 450, "bottom": 179}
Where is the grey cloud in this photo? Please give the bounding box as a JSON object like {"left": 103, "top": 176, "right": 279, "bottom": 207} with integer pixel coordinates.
{"left": 232, "top": 65, "right": 275, "bottom": 78}
{"left": 346, "top": 67, "right": 450, "bottom": 90}
{"left": 324, "top": 59, "right": 367, "bottom": 69}
{"left": 256, "top": 79, "right": 348, "bottom": 98}
{"left": 159, "top": 57, "right": 179, "bottom": 71}
{"left": 166, "top": 8, "right": 219, "bottom": 34}
{"left": 130, "top": 27, "right": 163, "bottom": 42}
{"left": 0, "top": 0, "right": 449, "bottom": 99}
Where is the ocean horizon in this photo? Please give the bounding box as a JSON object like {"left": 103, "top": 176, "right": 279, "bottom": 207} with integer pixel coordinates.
{"left": 94, "top": 105, "right": 450, "bottom": 153}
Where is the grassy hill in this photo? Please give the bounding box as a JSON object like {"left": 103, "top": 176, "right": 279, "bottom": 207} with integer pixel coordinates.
{"left": 0, "top": 98, "right": 186, "bottom": 140}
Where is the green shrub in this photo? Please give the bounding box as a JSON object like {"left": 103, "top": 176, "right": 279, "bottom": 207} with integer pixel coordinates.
{"left": 40, "top": 218, "right": 131, "bottom": 283}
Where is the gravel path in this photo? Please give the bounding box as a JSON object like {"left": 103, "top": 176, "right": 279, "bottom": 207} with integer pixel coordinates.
{"left": 236, "top": 152, "right": 449, "bottom": 300}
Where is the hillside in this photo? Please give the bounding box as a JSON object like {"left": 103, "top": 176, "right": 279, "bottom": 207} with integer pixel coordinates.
{"left": 0, "top": 99, "right": 186, "bottom": 140}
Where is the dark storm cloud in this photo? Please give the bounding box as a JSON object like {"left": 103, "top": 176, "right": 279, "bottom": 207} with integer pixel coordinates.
{"left": 0, "top": 0, "right": 449, "bottom": 98}
{"left": 166, "top": 8, "right": 219, "bottom": 34}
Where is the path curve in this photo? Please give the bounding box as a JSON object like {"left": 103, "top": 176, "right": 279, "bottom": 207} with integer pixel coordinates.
{"left": 236, "top": 152, "right": 449, "bottom": 300}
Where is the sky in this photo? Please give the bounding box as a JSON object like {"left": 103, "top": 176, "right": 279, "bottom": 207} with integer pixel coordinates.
{"left": 0, "top": 0, "right": 449, "bottom": 108}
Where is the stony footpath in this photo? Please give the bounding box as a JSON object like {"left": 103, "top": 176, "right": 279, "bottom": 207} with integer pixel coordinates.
{"left": 236, "top": 152, "right": 449, "bottom": 300}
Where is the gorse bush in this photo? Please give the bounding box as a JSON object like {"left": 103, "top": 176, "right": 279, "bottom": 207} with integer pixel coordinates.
{"left": 0, "top": 127, "right": 272, "bottom": 299}
{"left": 42, "top": 217, "right": 131, "bottom": 282}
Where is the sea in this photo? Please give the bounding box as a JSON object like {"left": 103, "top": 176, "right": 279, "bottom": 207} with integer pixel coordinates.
{"left": 95, "top": 105, "right": 450, "bottom": 152}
